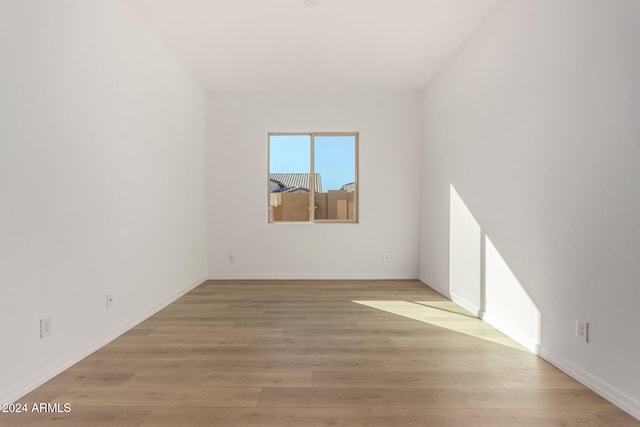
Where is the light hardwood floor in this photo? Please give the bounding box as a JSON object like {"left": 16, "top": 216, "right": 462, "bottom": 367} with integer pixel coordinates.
{"left": 3, "top": 280, "right": 639, "bottom": 426}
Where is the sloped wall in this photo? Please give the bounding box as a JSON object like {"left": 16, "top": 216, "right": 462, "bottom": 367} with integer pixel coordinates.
{"left": 0, "top": 0, "right": 208, "bottom": 403}
{"left": 420, "top": 0, "right": 640, "bottom": 417}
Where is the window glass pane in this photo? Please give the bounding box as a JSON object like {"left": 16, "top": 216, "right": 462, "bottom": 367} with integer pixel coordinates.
{"left": 269, "top": 135, "right": 311, "bottom": 222}
{"left": 313, "top": 135, "right": 357, "bottom": 221}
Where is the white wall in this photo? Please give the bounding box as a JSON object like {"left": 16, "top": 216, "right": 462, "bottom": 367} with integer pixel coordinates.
{"left": 420, "top": 0, "right": 640, "bottom": 418}
{"left": 208, "top": 92, "right": 421, "bottom": 279}
{"left": 0, "top": 0, "right": 208, "bottom": 403}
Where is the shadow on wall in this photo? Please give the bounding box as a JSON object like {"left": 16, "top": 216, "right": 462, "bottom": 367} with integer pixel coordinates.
{"left": 449, "top": 184, "right": 541, "bottom": 353}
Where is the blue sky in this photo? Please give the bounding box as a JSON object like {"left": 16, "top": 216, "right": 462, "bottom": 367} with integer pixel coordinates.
{"left": 269, "top": 134, "right": 355, "bottom": 191}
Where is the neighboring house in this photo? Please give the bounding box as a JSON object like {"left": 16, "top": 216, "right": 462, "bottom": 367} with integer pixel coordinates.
{"left": 269, "top": 173, "right": 322, "bottom": 193}
{"left": 341, "top": 182, "right": 356, "bottom": 192}
{"left": 269, "top": 178, "right": 287, "bottom": 192}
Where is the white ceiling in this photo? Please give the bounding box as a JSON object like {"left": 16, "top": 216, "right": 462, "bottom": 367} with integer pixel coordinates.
{"left": 124, "top": 0, "right": 501, "bottom": 92}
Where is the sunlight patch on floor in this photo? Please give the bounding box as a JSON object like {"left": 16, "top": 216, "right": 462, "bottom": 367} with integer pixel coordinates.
{"left": 353, "top": 300, "right": 528, "bottom": 352}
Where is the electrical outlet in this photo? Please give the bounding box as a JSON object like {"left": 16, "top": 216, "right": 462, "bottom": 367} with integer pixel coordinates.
{"left": 40, "top": 317, "right": 52, "bottom": 339}
{"left": 106, "top": 293, "right": 114, "bottom": 309}
{"left": 576, "top": 319, "right": 589, "bottom": 342}
{"left": 383, "top": 254, "right": 389, "bottom": 262}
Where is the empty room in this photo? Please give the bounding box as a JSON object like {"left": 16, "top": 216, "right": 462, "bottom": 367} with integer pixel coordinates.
{"left": 1, "top": 0, "right": 639, "bottom": 426}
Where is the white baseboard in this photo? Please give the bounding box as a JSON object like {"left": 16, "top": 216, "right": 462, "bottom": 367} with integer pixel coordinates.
{"left": 420, "top": 276, "right": 481, "bottom": 316}
{"left": 1, "top": 275, "right": 207, "bottom": 405}
{"left": 449, "top": 292, "right": 482, "bottom": 318}
{"left": 538, "top": 347, "right": 640, "bottom": 421}
{"left": 480, "top": 311, "right": 540, "bottom": 354}
{"left": 208, "top": 273, "right": 419, "bottom": 280}
{"left": 421, "top": 277, "right": 481, "bottom": 318}
{"left": 418, "top": 274, "right": 451, "bottom": 298}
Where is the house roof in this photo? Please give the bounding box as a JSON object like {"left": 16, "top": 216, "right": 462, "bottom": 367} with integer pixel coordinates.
{"left": 341, "top": 182, "right": 356, "bottom": 192}
{"left": 270, "top": 173, "right": 322, "bottom": 193}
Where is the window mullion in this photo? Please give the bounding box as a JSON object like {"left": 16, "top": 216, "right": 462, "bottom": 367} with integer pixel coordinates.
{"left": 309, "top": 134, "right": 315, "bottom": 222}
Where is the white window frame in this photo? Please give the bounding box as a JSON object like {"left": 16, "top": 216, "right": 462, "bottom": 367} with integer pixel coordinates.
{"left": 267, "top": 132, "right": 359, "bottom": 224}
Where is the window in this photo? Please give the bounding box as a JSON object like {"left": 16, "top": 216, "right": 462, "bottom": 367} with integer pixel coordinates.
{"left": 268, "top": 132, "right": 358, "bottom": 223}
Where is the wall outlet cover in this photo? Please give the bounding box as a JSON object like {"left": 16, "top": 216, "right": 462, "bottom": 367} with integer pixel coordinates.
{"left": 40, "top": 317, "right": 52, "bottom": 339}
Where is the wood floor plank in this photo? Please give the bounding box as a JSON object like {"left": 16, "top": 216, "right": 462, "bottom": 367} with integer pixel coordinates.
{"left": 16, "top": 385, "right": 69, "bottom": 407}
{"left": 125, "top": 369, "right": 312, "bottom": 388}
{"left": 75, "top": 356, "right": 389, "bottom": 372}
{"left": 44, "top": 370, "right": 135, "bottom": 387}
{"left": 0, "top": 406, "right": 150, "bottom": 427}
{"left": 141, "top": 407, "right": 374, "bottom": 427}
{"left": 382, "top": 353, "right": 560, "bottom": 373}
{"left": 312, "top": 371, "right": 504, "bottom": 389}
{"left": 370, "top": 408, "right": 607, "bottom": 427}
{"left": 183, "top": 356, "right": 389, "bottom": 372}
{"left": 188, "top": 345, "right": 415, "bottom": 359}
{"left": 258, "top": 387, "right": 469, "bottom": 408}
{"left": 55, "top": 387, "right": 261, "bottom": 408}
{"left": 492, "top": 371, "right": 587, "bottom": 389}
{"left": 592, "top": 410, "right": 640, "bottom": 426}
{"left": 113, "top": 335, "right": 252, "bottom": 347}
{"left": 247, "top": 336, "right": 394, "bottom": 347}
{"left": 459, "top": 388, "right": 619, "bottom": 410}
